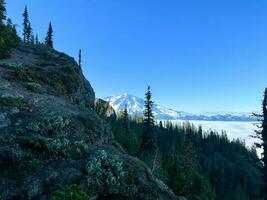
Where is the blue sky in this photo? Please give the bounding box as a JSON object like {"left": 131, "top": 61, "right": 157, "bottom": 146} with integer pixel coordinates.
{"left": 6, "top": 0, "right": 267, "bottom": 112}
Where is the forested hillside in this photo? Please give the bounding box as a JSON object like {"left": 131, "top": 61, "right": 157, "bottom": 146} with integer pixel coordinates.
{"left": 111, "top": 108, "right": 262, "bottom": 200}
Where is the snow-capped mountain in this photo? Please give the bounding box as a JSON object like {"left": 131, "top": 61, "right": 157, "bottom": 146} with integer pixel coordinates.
{"left": 104, "top": 93, "right": 256, "bottom": 121}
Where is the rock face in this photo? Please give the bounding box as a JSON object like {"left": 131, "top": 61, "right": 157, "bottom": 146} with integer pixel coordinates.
{"left": 95, "top": 98, "right": 117, "bottom": 121}
{"left": 0, "top": 45, "right": 178, "bottom": 200}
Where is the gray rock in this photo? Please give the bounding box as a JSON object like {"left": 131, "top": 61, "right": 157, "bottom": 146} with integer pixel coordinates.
{"left": 95, "top": 98, "right": 117, "bottom": 121}
{"left": 0, "top": 45, "right": 178, "bottom": 200}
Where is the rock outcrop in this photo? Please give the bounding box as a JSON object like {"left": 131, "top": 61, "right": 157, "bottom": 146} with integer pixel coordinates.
{"left": 0, "top": 45, "right": 179, "bottom": 199}
{"left": 95, "top": 98, "right": 117, "bottom": 121}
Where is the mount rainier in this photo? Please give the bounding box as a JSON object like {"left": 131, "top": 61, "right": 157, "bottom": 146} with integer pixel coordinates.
{"left": 104, "top": 93, "right": 256, "bottom": 122}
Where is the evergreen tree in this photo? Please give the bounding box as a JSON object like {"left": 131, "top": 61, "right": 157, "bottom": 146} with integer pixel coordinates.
{"left": 45, "top": 22, "right": 53, "bottom": 48}
{"left": 254, "top": 88, "right": 267, "bottom": 200}
{"left": 152, "top": 149, "right": 166, "bottom": 180}
{"left": 143, "top": 86, "right": 155, "bottom": 132}
{"left": 0, "top": 0, "right": 6, "bottom": 24}
{"left": 0, "top": 16, "right": 20, "bottom": 59}
{"left": 78, "top": 49, "right": 82, "bottom": 68}
{"left": 22, "top": 6, "right": 29, "bottom": 43}
{"left": 141, "top": 86, "right": 157, "bottom": 168}
{"left": 159, "top": 121, "right": 163, "bottom": 129}
{"left": 6, "top": 18, "right": 12, "bottom": 27}
{"left": 27, "top": 21, "right": 33, "bottom": 43}
{"left": 122, "top": 105, "right": 129, "bottom": 133}
{"left": 30, "top": 34, "right": 34, "bottom": 44}
{"left": 35, "top": 34, "right": 39, "bottom": 44}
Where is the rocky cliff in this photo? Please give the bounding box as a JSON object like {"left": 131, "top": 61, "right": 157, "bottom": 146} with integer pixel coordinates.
{"left": 95, "top": 98, "right": 117, "bottom": 121}
{"left": 0, "top": 45, "right": 179, "bottom": 200}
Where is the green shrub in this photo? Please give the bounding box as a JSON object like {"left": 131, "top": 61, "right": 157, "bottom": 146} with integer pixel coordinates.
{"left": 73, "top": 140, "right": 90, "bottom": 155}
{"left": 26, "top": 136, "right": 70, "bottom": 156}
{"left": 25, "top": 136, "right": 89, "bottom": 157}
{"left": 26, "top": 116, "right": 70, "bottom": 135}
{"left": 52, "top": 185, "right": 88, "bottom": 200}
{"left": 45, "top": 138, "right": 71, "bottom": 155}
{"left": 27, "top": 82, "right": 42, "bottom": 93}
{"left": 0, "top": 24, "right": 20, "bottom": 59}
{"left": 155, "top": 178, "right": 169, "bottom": 192}
{"left": 85, "top": 150, "right": 126, "bottom": 195}
{"left": 0, "top": 94, "right": 24, "bottom": 106}
{"left": 15, "top": 68, "right": 34, "bottom": 82}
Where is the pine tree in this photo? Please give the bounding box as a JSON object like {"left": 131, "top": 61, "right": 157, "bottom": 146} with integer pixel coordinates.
{"left": 122, "top": 105, "right": 129, "bottom": 133}
{"left": 30, "top": 34, "right": 34, "bottom": 44}
{"left": 141, "top": 86, "right": 157, "bottom": 168}
{"left": 78, "top": 49, "right": 82, "bottom": 68}
{"left": 27, "top": 21, "right": 33, "bottom": 43}
{"left": 35, "top": 34, "right": 39, "bottom": 44}
{"left": 12, "top": 24, "right": 17, "bottom": 35}
{"left": 159, "top": 121, "right": 163, "bottom": 129}
{"left": 254, "top": 88, "right": 267, "bottom": 200}
{"left": 143, "top": 86, "right": 155, "bottom": 132}
{"left": 45, "top": 22, "right": 53, "bottom": 48}
{"left": 6, "top": 18, "right": 12, "bottom": 27}
{"left": 0, "top": 0, "right": 6, "bottom": 24}
{"left": 0, "top": 1, "right": 20, "bottom": 59}
{"left": 22, "top": 6, "right": 29, "bottom": 43}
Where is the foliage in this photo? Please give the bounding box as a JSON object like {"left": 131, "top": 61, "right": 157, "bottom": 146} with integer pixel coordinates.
{"left": 0, "top": 0, "right": 6, "bottom": 24}
{"left": 85, "top": 150, "right": 126, "bottom": 196}
{"left": 0, "top": 1, "right": 20, "bottom": 58}
{"left": 253, "top": 88, "right": 267, "bottom": 199}
{"left": 78, "top": 49, "right": 81, "bottom": 68}
{"left": 45, "top": 22, "right": 53, "bottom": 48}
{"left": 112, "top": 117, "right": 262, "bottom": 200}
{"left": 73, "top": 140, "right": 90, "bottom": 155}
{"left": 155, "top": 178, "right": 169, "bottom": 192}
{"left": 25, "top": 135, "right": 90, "bottom": 157}
{"left": 0, "top": 94, "right": 24, "bottom": 106}
{"left": 26, "top": 116, "right": 70, "bottom": 135}
{"left": 26, "top": 136, "right": 70, "bottom": 156}
{"left": 23, "top": 6, "right": 31, "bottom": 43}
{"left": 143, "top": 86, "right": 155, "bottom": 130}
{"left": 141, "top": 86, "right": 157, "bottom": 168}
{"left": 27, "top": 82, "right": 42, "bottom": 92}
{"left": 52, "top": 185, "right": 88, "bottom": 200}
{"left": 112, "top": 118, "right": 140, "bottom": 156}
{"left": 27, "top": 82, "right": 42, "bottom": 93}
{"left": 0, "top": 23, "right": 20, "bottom": 59}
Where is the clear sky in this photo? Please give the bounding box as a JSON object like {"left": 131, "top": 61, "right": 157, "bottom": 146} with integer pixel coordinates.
{"left": 6, "top": 0, "right": 267, "bottom": 112}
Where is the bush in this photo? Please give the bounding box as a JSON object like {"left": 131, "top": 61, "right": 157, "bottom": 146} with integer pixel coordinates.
{"left": 73, "top": 140, "right": 90, "bottom": 155}
{"left": 27, "top": 82, "right": 42, "bottom": 93}
{"left": 52, "top": 185, "right": 88, "bottom": 200}
{"left": 25, "top": 136, "right": 89, "bottom": 157}
{"left": 155, "top": 178, "right": 169, "bottom": 192}
{"left": 26, "top": 116, "right": 70, "bottom": 135}
{"left": 0, "top": 24, "right": 20, "bottom": 59}
{"left": 0, "top": 93, "right": 24, "bottom": 106}
{"left": 85, "top": 150, "right": 126, "bottom": 195}
{"left": 45, "top": 138, "right": 71, "bottom": 156}
{"left": 26, "top": 136, "right": 70, "bottom": 156}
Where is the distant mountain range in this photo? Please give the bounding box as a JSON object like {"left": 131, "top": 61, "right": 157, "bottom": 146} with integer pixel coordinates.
{"left": 104, "top": 93, "right": 256, "bottom": 122}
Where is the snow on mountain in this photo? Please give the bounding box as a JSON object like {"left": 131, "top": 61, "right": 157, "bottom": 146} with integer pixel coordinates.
{"left": 104, "top": 93, "right": 256, "bottom": 122}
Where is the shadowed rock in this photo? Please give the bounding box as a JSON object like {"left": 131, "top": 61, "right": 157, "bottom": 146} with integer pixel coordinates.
{"left": 0, "top": 45, "right": 181, "bottom": 200}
